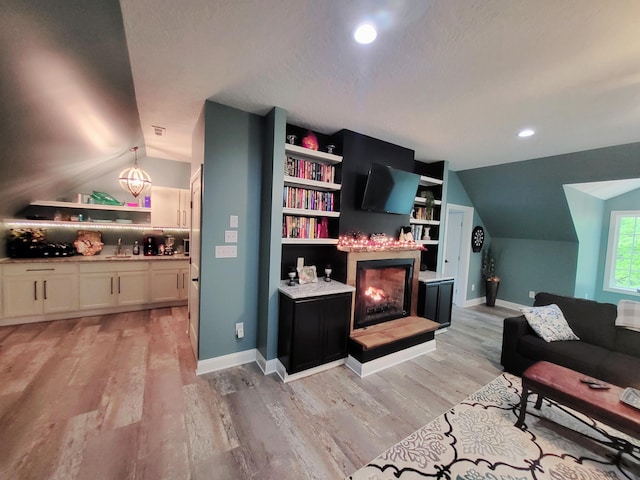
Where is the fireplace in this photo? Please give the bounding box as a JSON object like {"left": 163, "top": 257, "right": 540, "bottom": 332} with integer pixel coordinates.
{"left": 354, "top": 258, "right": 414, "bottom": 329}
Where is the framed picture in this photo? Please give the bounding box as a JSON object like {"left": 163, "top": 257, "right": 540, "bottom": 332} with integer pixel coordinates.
{"left": 297, "top": 265, "right": 318, "bottom": 284}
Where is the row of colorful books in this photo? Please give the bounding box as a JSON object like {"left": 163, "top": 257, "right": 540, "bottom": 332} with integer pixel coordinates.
{"left": 283, "top": 186, "right": 336, "bottom": 211}
{"left": 285, "top": 156, "right": 335, "bottom": 183}
{"left": 283, "top": 216, "right": 330, "bottom": 239}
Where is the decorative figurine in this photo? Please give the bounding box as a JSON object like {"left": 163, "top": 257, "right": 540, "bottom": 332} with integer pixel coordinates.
{"left": 326, "top": 144, "right": 336, "bottom": 154}
{"left": 286, "top": 134, "right": 297, "bottom": 145}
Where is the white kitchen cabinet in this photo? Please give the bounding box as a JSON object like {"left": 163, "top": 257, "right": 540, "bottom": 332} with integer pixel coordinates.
{"left": 2, "top": 264, "right": 78, "bottom": 318}
{"left": 179, "top": 189, "right": 190, "bottom": 229}
{"left": 79, "top": 272, "right": 116, "bottom": 309}
{"left": 151, "top": 186, "right": 190, "bottom": 228}
{"left": 79, "top": 263, "right": 148, "bottom": 309}
{"left": 150, "top": 261, "right": 189, "bottom": 302}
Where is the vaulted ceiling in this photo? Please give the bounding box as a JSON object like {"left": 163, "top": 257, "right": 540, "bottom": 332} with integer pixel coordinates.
{"left": 2, "top": 0, "right": 640, "bottom": 217}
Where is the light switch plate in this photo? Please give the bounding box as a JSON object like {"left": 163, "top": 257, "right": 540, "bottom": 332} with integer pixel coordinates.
{"left": 225, "top": 230, "right": 238, "bottom": 243}
{"left": 230, "top": 215, "right": 238, "bottom": 228}
{"left": 215, "top": 245, "right": 237, "bottom": 258}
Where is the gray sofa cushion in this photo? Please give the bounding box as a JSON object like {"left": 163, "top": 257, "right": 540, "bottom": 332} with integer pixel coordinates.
{"left": 534, "top": 292, "right": 617, "bottom": 350}
{"left": 517, "top": 333, "right": 609, "bottom": 378}
{"left": 599, "top": 351, "right": 640, "bottom": 389}
{"left": 615, "top": 327, "right": 640, "bottom": 357}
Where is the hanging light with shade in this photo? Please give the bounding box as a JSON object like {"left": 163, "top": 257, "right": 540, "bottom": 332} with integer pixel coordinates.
{"left": 118, "top": 146, "right": 152, "bottom": 198}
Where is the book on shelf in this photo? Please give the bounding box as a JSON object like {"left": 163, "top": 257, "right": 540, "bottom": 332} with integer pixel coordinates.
{"left": 282, "top": 216, "right": 329, "bottom": 239}
{"left": 282, "top": 186, "right": 335, "bottom": 211}
{"left": 284, "top": 156, "right": 335, "bottom": 183}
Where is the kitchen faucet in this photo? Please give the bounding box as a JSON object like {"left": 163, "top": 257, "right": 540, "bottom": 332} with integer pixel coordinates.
{"left": 116, "top": 238, "right": 123, "bottom": 255}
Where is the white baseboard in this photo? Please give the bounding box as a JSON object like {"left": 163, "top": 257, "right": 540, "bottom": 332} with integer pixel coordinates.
{"left": 255, "top": 350, "right": 278, "bottom": 375}
{"left": 196, "top": 349, "right": 257, "bottom": 375}
{"left": 345, "top": 339, "right": 436, "bottom": 378}
{"left": 495, "top": 299, "right": 528, "bottom": 311}
{"left": 462, "top": 297, "right": 485, "bottom": 307}
{"left": 462, "top": 297, "right": 527, "bottom": 311}
{"left": 275, "top": 358, "right": 345, "bottom": 383}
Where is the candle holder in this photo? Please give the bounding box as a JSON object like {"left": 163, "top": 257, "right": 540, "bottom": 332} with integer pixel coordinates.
{"left": 287, "top": 267, "right": 297, "bottom": 286}
{"left": 324, "top": 264, "right": 332, "bottom": 282}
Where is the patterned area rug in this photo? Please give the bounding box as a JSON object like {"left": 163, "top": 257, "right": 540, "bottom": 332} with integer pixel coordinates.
{"left": 348, "top": 373, "right": 640, "bottom": 479}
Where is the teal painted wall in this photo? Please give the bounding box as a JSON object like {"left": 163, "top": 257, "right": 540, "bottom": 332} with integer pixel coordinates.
{"left": 199, "top": 101, "right": 263, "bottom": 360}
{"left": 59, "top": 155, "right": 191, "bottom": 205}
{"left": 257, "top": 107, "right": 286, "bottom": 361}
{"left": 595, "top": 187, "right": 640, "bottom": 305}
{"left": 490, "top": 237, "right": 578, "bottom": 305}
{"left": 564, "top": 187, "right": 603, "bottom": 300}
{"left": 457, "top": 141, "right": 640, "bottom": 305}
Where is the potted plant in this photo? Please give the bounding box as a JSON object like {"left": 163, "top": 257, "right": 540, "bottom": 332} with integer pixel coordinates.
{"left": 482, "top": 246, "right": 500, "bottom": 307}
{"left": 421, "top": 190, "right": 435, "bottom": 220}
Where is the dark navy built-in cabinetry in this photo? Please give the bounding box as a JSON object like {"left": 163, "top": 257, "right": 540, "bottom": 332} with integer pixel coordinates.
{"left": 277, "top": 280, "right": 355, "bottom": 377}
{"left": 418, "top": 276, "right": 454, "bottom": 328}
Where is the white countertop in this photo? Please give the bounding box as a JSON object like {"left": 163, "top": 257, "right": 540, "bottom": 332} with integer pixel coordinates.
{"left": 279, "top": 279, "right": 355, "bottom": 299}
{"left": 0, "top": 254, "right": 190, "bottom": 264}
{"left": 419, "top": 271, "right": 455, "bottom": 283}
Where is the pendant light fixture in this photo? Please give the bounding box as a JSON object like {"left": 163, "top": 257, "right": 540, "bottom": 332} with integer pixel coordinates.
{"left": 118, "top": 146, "right": 152, "bottom": 198}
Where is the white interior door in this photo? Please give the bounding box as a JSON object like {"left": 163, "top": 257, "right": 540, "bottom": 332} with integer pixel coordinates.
{"left": 188, "top": 167, "right": 202, "bottom": 361}
{"left": 444, "top": 212, "right": 463, "bottom": 279}
{"left": 443, "top": 204, "right": 474, "bottom": 306}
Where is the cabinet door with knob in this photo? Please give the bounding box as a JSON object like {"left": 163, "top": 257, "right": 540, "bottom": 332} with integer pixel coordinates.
{"left": 2, "top": 264, "right": 78, "bottom": 318}
{"left": 150, "top": 261, "right": 189, "bottom": 302}
{"left": 79, "top": 263, "right": 148, "bottom": 309}
{"left": 150, "top": 186, "right": 190, "bottom": 228}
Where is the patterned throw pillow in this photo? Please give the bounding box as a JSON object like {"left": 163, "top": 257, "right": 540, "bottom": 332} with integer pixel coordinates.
{"left": 520, "top": 304, "right": 580, "bottom": 342}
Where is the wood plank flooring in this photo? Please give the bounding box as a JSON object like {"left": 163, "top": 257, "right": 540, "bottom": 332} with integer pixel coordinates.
{"left": 0, "top": 303, "right": 515, "bottom": 479}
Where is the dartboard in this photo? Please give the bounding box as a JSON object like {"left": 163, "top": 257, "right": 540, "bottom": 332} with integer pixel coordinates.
{"left": 472, "top": 226, "right": 485, "bottom": 253}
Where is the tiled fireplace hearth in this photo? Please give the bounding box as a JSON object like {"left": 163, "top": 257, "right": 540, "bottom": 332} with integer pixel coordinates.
{"left": 341, "top": 247, "right": 439, "bottom": 377}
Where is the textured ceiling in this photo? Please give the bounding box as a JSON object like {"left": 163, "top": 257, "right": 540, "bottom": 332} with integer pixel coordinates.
{"left": 119, "top": 0, "right": 640, "bottom": 169}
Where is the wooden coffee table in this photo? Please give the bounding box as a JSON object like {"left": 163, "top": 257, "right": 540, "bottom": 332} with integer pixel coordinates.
{"left": 515, "top": 361, "right": 640, "bottom": 462}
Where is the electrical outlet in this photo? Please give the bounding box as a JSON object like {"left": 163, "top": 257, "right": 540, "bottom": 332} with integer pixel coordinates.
{"left": 529, "top": 291, "right": 535, "bottom": 299}
{"left": 235, "top": 322, "right": 244, "bottom": 339}
{"left": 471, "top": 284, "right": 475, "bottom": 291}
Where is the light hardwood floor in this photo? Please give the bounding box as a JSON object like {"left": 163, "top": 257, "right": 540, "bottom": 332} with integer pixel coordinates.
{"left": 0, "top": 303, "right": 516, "bottom": 479}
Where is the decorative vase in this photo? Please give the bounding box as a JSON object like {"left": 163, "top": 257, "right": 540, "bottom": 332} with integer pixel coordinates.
{"left": 485, "top": 278, "right": 500, "bottom": 307}
{"left": 301, "top": 131, "right": 318, "bottom": 150}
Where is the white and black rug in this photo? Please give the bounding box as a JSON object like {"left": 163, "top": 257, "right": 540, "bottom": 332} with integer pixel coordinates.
{"left": 349, "top": 373, "right": 640, "bottom": 480}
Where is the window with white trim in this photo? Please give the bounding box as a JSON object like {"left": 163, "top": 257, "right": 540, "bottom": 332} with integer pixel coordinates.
{"left": 604, "top": 210, "right": 640, "bottom": 295}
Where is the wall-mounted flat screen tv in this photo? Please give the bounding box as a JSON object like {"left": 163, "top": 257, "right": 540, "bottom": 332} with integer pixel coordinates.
{"left": 361, "top": 163, "right": 420, "bottom": 215}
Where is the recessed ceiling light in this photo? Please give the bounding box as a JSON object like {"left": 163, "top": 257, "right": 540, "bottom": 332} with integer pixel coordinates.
{"left": 354, "top": 24, "right": 377, "bottom": 44}
{"left": 518, "top": 128, "right": 535, "bottom": 138}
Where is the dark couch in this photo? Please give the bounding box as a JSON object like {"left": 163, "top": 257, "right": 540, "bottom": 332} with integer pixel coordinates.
{"left": 501, "top": 292, "right": 640, "bottom": 389}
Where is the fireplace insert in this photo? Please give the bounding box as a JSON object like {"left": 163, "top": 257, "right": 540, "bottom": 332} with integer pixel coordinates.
{"left": 354, "top": 258, "right": 414, "bottom": 329}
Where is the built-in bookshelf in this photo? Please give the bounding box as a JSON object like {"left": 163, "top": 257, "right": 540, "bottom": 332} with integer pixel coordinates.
{"left": 282, "top": 143, "right": 342, "bottom": 244}
{"left": 410, "top": 175, "right": 443, "bottom": 245}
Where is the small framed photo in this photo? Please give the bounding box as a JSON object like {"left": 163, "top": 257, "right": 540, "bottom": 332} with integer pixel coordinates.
{"left": 297, "top": 265, "right": 318, "bottom": 284}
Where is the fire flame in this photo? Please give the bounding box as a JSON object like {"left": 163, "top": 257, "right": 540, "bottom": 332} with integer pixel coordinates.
{"left": 364, "top": 286, "right": 387, "bottom": 302}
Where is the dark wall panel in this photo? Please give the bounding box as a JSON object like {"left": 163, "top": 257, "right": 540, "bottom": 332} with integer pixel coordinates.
{"left": 338, "top": 130, "right": 415, "bottom": 238}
